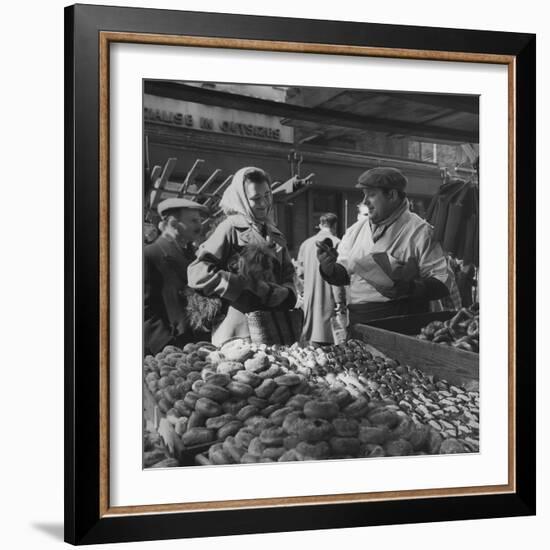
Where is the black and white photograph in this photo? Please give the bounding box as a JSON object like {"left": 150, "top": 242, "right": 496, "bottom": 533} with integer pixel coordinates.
{"left": 142, "top": 80, "right": 480, "bottom": 468}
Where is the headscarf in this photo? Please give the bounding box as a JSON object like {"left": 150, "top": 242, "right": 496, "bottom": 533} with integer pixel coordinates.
{"left": 219, "top": 167, "right": 276, "bottom": 231}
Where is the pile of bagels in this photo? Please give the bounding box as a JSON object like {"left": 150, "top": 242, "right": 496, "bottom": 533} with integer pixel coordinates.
{"left": 143, "top": 338, "right": 478, "bottom": 467}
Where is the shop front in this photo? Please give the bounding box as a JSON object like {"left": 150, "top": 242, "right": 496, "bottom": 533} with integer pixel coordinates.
{"left": 144, "top": 92, "right": 443, "bottom": 256}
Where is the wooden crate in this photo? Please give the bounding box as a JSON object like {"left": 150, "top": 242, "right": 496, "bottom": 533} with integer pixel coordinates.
{"left": 363, "top": 311, "right": 455, "bottom": 336}
{"left": 352, "top": 322, "right": 479, "bottom": 391}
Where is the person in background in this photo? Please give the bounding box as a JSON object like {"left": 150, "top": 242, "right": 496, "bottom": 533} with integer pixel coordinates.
{"left": 187, "top": 167, "right": 297, "bottom": 346}
{"left": 317, "top": 167, "right": 453, "bottom": 325}
{"left": 297, "top": 213, "right": 346, "bottom": 345}
{"left": 144, "top": 197, "right": 209, "bottom": 355}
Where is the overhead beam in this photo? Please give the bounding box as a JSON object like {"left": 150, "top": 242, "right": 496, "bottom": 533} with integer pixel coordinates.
{"left": 372, "top": 91, "right": 479, "bottom": 115}
{"left": 144, "top": 81, "right": 478, "bottom": 144}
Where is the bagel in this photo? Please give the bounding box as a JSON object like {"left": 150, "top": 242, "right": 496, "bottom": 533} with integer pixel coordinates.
{"left": 195, "top": 397, "right": 223, "bottom": 418}
{"left": 198, "top": 384, "right": 231, "bottom": 403}
{"left": 244, "top": 354, "right": 269, "bottom": 373}
{"left": 216, "top": 361, "right": 244, "bottom": 376}
{"left": 159, "top": 366, "right": 173, "bottom": 378}
{"left": 182, "top": 427, "right": 214, "bottom": 447}
{"left": 283, "top": 435, "right": 300, "bottom": 450}
{"left": 247, "top": 436, "right": 266, "bottom": 457}
{"left": 332, "top": 418, "right": 359, "bottom": 437}
{"left": 293, "top": 418, "right": 334, "bottom": 443}
{"left": 389, "top": 413, "right": 415, "bottom": 440}
{"left": 408, "top": 424, "right": 430, "bottom": 451}
{"left": 268, "top": 386, "right": 291, "bottom": 405}
{"left": 254, "top": 379, "right": 277, "bottom": 399}
{"left": 174, "top": 417, "right": 188, "bottom": 436}
{"left": 329, "top": 437, "right": 360, "bottom": 456}
{"left": 208, "top": 442, "right": 224, "bottom": 461}
{"left": 358, "top": 426, "right": 389, "bottom": 445}
{"left": 145, "top": 372, "right": 159, "bottom": 382}
{"left": 244, "top": 415, "right": 271, "bottom": 433}
{"left": 187, "top": 411, "right": 206, "bottom": 430}
{"left": 278, "top": 449, "right": 303, "bottom": 462}
{"left": 262, "top": 446, "right": 286, "bottom": 460}
{"left": 257, "top": 365, "right": 282, "bottom": 380}
{"left": 233, "top": 370, "right": 263, "bottom": 388}
{"left": 205, "top": 413, "right": 235, "bottom": 430}
{"left": 247, "top": 396, "right": 268, "bottom": 409}
{"left": 206, "top": 350, "right": 225, "bottom": 366}
{"left": 427, "top": 429, "right": 443, "bottom": 454}
{"left": 262, "top": 404, "right": 281, "bottom": 416}
{"left": 202, "top": 373, "right": 231, "bottom": 387}
{"left": 274, "top": 374, "right": 302, "bottom": 387}
{"left": 223, "top": 436, "right": 245, "bottom": 462}
{"left": 259, "top": 427, "right": 286, "bottom": 446}
{"left": 368, "top": 409, "right": 400, "bottom": 428}
{"left": 221, "top": 398, "right": 247, "bottom": 416}
{"left": 173, "top": 399, "right": 191, "bottom": 416}
{"left": 291, "top": 381, "right": 311, "bottom": 395}
{"left": 188, "top": 360, "right": 208, "bottom": 373}
{"left": 282, "top": 411, "right": 303, "bottom": 433}
{"left": 165, "top": 408, "right": 181, "bottom": 425}
{"left": 343, "top": 397, "right": 370, "bottom": 419}
{"left": 217, "top": 420, "right": 243, "bottom": 440}
{"left": 286, "top": 394, "right": 311, "bottom": 410}
{"left": 240, "top": 453, "right": 261, "bottom": 463}
{"left": 269, "top": 407, "right": 294, "bottom": 426}
{"left": 162, "top": 387, "right": 179, "bottom": 404}
{"left": 200, "top": 368, "right": 217, "bottom": 382}
{"left": 223, "top": 343, "right": 253, "bottom": 362}
{"left": 304, "top": 400, "right": 339, "bottom": 420}
{"left": 324, "top": 388, "right": 353, "bottom": 408}
{"left": 295, "top": 440, "right": 331, "bottom": 459}
{"left": 366, "top": 444, "right": 386, "bottom": 457}
{"left": 384, "top": 438, "right": 413, "bottom": 456}
{"left": 210, "top": 446, "right": 234, "bottom": 465}
{"left": 236, "top": 405, "right": 260, "bottom": 421}
{"left": 227, "top": 381, "right": 254, "bottom": 399}
{"left": 235, "top": 428, "right": 256, "bottom": 449}
{"left": 185, "top": 371, "right": 202, "bottom": 384}
{"left": 439, "top": 438, "right": 466, "bottom": 454}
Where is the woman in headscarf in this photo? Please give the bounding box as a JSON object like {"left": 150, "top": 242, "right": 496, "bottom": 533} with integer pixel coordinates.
{"left": 187, "top": 167, "right": 297, "bottom": 346}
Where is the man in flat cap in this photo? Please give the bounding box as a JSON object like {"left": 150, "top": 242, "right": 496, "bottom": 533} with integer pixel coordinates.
{"left": 144, "top": 197, "right": 210, "bottom": 354}
{"left": 317, "top": 167, "right": 453, "bottom": 326}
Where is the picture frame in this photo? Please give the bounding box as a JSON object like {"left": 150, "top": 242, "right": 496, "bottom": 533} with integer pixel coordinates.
{"left": 64, "top": 3, "right": 536, "bottom": 545}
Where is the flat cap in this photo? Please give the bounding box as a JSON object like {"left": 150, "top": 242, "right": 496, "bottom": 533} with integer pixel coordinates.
{"left": 157, "top": 197, "right": 209, "bottom": 218}
{"left": 356, "top": 167, "right": 408, "bottom": 191}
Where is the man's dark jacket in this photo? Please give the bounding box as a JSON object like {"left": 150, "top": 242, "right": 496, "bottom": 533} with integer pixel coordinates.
{"left": 144, "top": 236, "right": 197, "bottom": 355}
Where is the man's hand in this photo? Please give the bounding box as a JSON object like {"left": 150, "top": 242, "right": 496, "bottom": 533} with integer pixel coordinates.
{"left": 375, "top": 279, "right": 413, "bottom": 300}
{"left": 374, "top": 277, "right": 444, "bottom": 301}
{"left": 316, "top": 240, "right": 338, "bottom": 274}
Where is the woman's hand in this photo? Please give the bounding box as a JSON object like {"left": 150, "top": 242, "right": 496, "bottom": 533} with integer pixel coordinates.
{"left": 264, "top": 284, "right": 289, "bottom": 307}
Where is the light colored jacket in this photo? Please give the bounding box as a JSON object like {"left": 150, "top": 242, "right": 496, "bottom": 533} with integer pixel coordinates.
{"left": 298, "top": 229, "right": 345, "bottom": 343}
{"left": 187, "top": 214, "right": 296, "bottom": 346}
{"left": 338, "top": 208, "right": 451, "bottom": 305}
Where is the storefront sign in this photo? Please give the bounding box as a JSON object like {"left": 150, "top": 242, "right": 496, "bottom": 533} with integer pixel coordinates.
{"left": 144, "top": 94, "right": 293, "bottom": 143}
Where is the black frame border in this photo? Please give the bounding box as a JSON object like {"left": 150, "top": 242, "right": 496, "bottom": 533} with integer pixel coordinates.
{"left": 64, "top": 3, "right": 536, "bottom": 545}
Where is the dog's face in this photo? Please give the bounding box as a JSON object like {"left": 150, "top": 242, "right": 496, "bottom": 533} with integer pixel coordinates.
{"left": 231, "top": 244, "right": 277, "bottom": 283}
